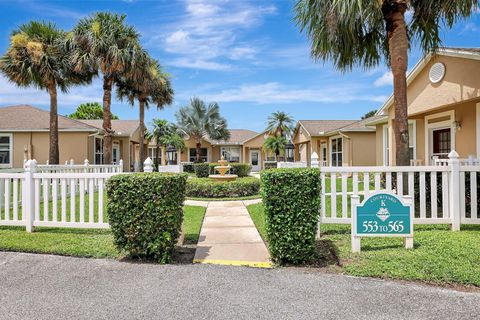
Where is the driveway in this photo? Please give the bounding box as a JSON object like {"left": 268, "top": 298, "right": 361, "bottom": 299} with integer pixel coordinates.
{"left": 0, "top": 252, "right": 479, "bottom": 320}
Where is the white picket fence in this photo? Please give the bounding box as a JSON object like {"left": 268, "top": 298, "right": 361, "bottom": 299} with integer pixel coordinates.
{"left": 37, "top": 159, "right": 123, "bottom": 173}
{"left": 0, "top": 160, "right": 123, "bottom": 231}
{"left": 320, "top": 151, "right": 480, "bottom": 230}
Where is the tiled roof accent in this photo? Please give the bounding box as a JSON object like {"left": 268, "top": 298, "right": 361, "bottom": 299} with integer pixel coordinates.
{"left": 78, "top": 120, "right": 140, "bottom": 137}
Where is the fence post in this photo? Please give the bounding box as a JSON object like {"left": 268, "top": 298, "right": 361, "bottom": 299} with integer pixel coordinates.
{"left": 144, "top": 157, "right": 153, "bottom": 173}
{"left": 119, "top": 159, "right": 124, "bottom": 173}
{"left": 311, "top": 151, "right": 319, "bottom": 168}
{"left": 449, "top": 150, "right": 461, "bottom": 231}
{"left": 24, "top": 159, "right": 36, "bottom": 232}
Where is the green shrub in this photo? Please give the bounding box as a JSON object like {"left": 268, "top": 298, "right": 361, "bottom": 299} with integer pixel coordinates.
{"left": 261, "top": 168, "right": 320, "bottom": 264}
{"left": 106, "top": 173, "right": 188, "bottom": 263}
{"left": 263, "top": 161, "right": 277, "bottom": 170}
{"left": 182, "top": 163, "right": 194, "bottom": 173}
{"left": 186, "top": 177, "right": 260, "bottom": 198}
{"left": 194, "top": 163, "right": 210, "bottom": 178}
{"left": 209, "top": 163, "right": 252, "bottom": 177}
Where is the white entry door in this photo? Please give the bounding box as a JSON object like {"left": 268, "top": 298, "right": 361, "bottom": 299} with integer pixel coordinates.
{"left": 112, "top": 144, "right": 120, "bottom": 165}
{"left": 250, "top": 150, "right": 261, "bottom": 172}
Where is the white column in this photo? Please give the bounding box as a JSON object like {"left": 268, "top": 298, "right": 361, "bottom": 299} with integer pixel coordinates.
{"left": 449, "top": 150, "right": 461, "bottom": 231}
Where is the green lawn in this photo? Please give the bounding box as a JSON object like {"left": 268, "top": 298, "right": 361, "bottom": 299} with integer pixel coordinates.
{"left": 246, "top": 203, "right": 480, "bottom": 287}
{"left": 0, "top": 205, "right": 206, "bottom": 258}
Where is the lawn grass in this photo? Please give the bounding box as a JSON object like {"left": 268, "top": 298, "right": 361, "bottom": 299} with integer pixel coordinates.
{"left": 246, "top": 203, "right": 480, "bottom": 287}
{"left": 0, "top": 205, "right": 206, "bottom": 258}
{"left": 183, "top": 205, "right": 206, "bottom": 244}
{"left": 186, "top": 194, "right": 261, "bottom": 201}
{"left": 248, "top": 203, "right": 266, "bottom": 240}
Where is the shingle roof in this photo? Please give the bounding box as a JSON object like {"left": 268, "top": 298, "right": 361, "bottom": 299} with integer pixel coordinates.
{"left": 209, "top": 129, "right": 259, "bottom": 145}
{"left": 0, "top": 105, "right": 98, "bottom": 131}
{"left": 443, "top": 47, "right": 480, "bottom": 54}
{"left": 78, "top": 120, "right": 140, "bottom": 137}
{"left": 336, "top": 116, "right": 382, "bottom": 132}
{"left": 298, "top": 120, "right": 357, "bottom": 136}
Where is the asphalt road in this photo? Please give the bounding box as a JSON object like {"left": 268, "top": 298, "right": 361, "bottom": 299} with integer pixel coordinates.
{"left": 0, "top": 252, "right": 479, "bottom": 320}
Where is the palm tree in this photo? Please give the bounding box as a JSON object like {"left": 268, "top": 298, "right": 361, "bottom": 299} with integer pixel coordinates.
{"left": 69, "top": 12, "right": 141, "bottom": 164}
{"left": 117, "top": 55, "right": 174, "bottom": 171}
{"left": 150, "top": 119, "right": 184, "bottom": 166}
{"left": 176, "top": 97, "right": 230, "bottom": 163}
{"left": 295, "top": 0, "right": 478, "bottom": 166}
{"left": 0, "top": 21, "right": 90, "bottom": 164}
{"left": 266, "top": 111, "right": 295, "bottom": 138}
{"left": 263, "top": 135, "right": 288, "bottom": 159}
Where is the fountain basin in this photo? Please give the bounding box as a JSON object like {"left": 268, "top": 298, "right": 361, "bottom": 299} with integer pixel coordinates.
{"left": 209, "top": 174, "right": 238, "bottom": 182}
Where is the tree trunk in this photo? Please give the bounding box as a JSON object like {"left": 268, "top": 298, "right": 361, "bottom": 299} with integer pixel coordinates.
{"left": 102, "top": 77, "right": 114, "bottom": 164}
{"left": 48, "top": 82, "right": 59, "bottom": 164}
{"left": 156, "top": 144, "right": 161, "bottom": 168}
{"left": 196, "top": 141, "right": 202, "bottom": 162}
{"left": 138, "top": 99, "right": 145, "bottom": 172}
{"left": 383, "top": 1, "right": 410, "bottom": 167}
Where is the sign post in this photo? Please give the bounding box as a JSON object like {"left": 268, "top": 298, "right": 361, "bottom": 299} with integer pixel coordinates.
{"left": 351, "top": 192, "right": 413, "bottom": 253}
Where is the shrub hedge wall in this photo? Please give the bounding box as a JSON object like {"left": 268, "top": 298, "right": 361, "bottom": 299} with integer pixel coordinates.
{"left": 194, "top": 163, "right": 210, "bottom": 178}
{"left": 182, "top": 163, "right": 195, "bottom": 173}
{"left": 106, "top": 173, "right": 188, "bottom": 263}
{"left": 261, "top": 168, "right": 320, "bottom": 264}
{"left": 186, "top": 177, "right": 260, "bottom": 198}
{"left": 263, "top": 161, "right": 277, "bottom": 170}
{"left": 209, "top": 163, "right": 252, "bottom": 177}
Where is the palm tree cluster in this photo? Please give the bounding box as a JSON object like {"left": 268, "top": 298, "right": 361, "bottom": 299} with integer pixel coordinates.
{"left": 294, "top": 0, "right": 479, "bottom": 166}
{"left": 147, "top": 119, "right": 185, "bottom": 168}
{"left": 263, "top": 111, "right": 295, "bottom": 160}
{"left": 0, "top": 13, "right": 173, "bottom": 165}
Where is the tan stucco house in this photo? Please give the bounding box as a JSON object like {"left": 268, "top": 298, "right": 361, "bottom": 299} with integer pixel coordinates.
{"left": 148, "top": 129, "right": 268, "bottom": 171}
{"left": 370, "top": 48, "right": 480, "bottom": 166}
{"left": 292, "top": 118, "right": 378, "bottom": 166}
{"left": 0, "top": 105, "right": 142, "bottom": 171}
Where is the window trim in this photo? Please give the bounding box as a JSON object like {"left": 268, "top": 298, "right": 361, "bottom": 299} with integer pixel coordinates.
{"left": 329, "top": 135, "right": 343, "bottom": 167}
{"left": 0, "top": 133, "right": 13, "bottom": 168}
{"left": 189, "top": 147, "right": 209, "bottom": 162}
{"left": 383, "top": 125, "right": 389, "bottom": 166}
{"left": 383, "top": 120, "right": 416, "bottom": 165}
{"left": 220, "top": 146, "right": 241, "bottom": 163}
{"left": 424, "top": 110, "right": 455, "bottom": 164}
{"left": 93, "top": 136, "right": 104, "bottom": 165}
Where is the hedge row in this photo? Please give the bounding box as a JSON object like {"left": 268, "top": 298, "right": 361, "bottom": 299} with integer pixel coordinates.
{"left": 193, "top": 162, "right": 252, "bottom": 178}
{"left": 106, "top": 173, "right": 188, "bottom": 263}
{"left": 261, "top": 168, "right": 320, "bottom": 265}
{"left": 186, "top": 177, "right": 260, "bottom": 198}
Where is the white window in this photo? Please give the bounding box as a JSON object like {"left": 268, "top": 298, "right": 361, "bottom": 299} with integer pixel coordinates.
{"left": 383, "top": 125, "right": 390, "bottom": 166}
{"left": 220, "top": 146, "right": 241, "bottom": 163}
{"left": 330, "top": 136, "right": 343, "bottom": 167}
{"left": 0, "top": 133, "right": 12, "bottom": 168}
{"left": 94, "top": 137, "right": 103, "bottom": 164}
{"left": 148, "top": 147, "right": 162, "bottom": 164}
{"left": 189, "top": 148, "right": 208, "bottom": 162}
{"left": 383, "top": 121, "right": 416, "bottom": 165}
{"left": 320, "top": 142, "right": 327, "bottom": 162}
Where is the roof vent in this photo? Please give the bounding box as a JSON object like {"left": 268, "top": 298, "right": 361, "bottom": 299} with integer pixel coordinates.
{"left": 429, "top": 62, "right": 446, "bottom": 84}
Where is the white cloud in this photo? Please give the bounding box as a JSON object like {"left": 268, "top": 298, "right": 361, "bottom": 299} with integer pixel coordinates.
{"left": 460, "top": 22, "right": 480, "bottom": 34}
{"left": 188, "top": 82, "right": 387, "bottom": 104}
{"left": 374, "top": 71, "right": 393, "bottom": 87}
{"left": 148, "top": 0, "right": 276, "bottom": 70}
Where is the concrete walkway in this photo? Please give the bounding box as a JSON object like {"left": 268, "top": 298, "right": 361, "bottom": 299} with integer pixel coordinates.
{"left": 193, "top": 200, "right": 271, "bottom": 268}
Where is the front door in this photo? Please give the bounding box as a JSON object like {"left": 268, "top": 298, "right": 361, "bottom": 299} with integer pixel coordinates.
{"left": 432, "top": 128, "right": 451, "bottom": 160}
{"left": 250, "top": 150, "right": 261, "bottom": 172}
{"left": 112, "top": 144, "right": 120, "bottom": 165}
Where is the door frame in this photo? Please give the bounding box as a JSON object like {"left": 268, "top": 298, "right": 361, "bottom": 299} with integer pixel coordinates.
{"left": 249, "top": 149, "right": 261, "bottom": 172}
{"left": 425, "top": 110, "right": 455, "bottom": 164}
{"left": 112, "top": 143, "right": 120, "bottom": 165}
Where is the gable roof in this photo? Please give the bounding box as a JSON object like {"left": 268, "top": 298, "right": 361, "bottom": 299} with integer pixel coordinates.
{"left": 0, "top": 105, "right": 98, "bottom": 132}
{"left": 297, "top": 120, "right": 357, "bottom": 137}
{"left": 78, "top": 120, "right": 140, "bottom": 137}
{"left": 209, "top": 129, "right": 259, "bottom": 145}
{"left": 336, "top": 115, "right": 382, "bottom": 132}
{"left": 376, "top": 47, "right": 480, "bottom": 116}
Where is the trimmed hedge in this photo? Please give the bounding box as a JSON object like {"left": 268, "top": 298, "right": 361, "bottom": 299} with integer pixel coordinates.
{"left": 261, "top": 168, "right": 320, "bottom": 264}
{"left": 182, "top": 163, "right": 194, "bottom": 173}
{"left": 194, "top": 163, "right": 210, "bottom": 178}
{"left": 209, "top": 163, "right": 252, "bottom": 177}
{"left": 263, "top": 161, "right": 277, "bottom": 170}
{"left": 106, "top": 173, "right": 188, "bottom": 263}
{"left": 186, "top": 177, "right": 260, "bottom": 198}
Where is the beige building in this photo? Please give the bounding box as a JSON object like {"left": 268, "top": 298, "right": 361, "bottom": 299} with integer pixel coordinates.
{"left": 0, "top": 105, "right": 143, "bottom": 171}
{"left": 148, "top": 129, "right": 268, "bottom": 171}
{"left": 292, "top": 118, "right": 378, "bottom": 166}
{"left": 370, "top": 48, "right": 480, "bottom": 166}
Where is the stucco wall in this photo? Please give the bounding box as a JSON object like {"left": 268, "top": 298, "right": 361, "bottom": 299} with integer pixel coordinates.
{"left": 348, "top": 132, "right": 376, "bottom": 166}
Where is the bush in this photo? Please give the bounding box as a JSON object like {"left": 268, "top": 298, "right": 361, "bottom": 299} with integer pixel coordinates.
{"left": 263, "top": 161, "right": 277, "bottom": 170}
{"left": 186, "top": 177, "right": 260, "bottom": 198}
{"left": 182, "top": 162, "right": 194, "bottom": 173}
{"left": 106, "top": 173, "right": 188, "bottom": 263}
{"left": 261, "top": 168, "right": 320, "bottom": 264}
{"left": 194, "top": 163, "right": 210, "bottom": 178}
{"left": 209, "top": 163, "right": 252, "bottom": 177}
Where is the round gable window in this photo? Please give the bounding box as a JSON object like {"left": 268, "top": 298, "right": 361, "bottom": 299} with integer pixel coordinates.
{"left": 429, "top": 62, "right": 446, "bottom": 84}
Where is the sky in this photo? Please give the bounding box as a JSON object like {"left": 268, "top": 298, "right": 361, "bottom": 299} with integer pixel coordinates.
{"left": 0, "top": 0, "right": 479, "bottom": 132}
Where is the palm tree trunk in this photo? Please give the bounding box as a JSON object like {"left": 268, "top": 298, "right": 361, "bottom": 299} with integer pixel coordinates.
{"left": 196, "top": 140, "right": 202, "bottom": 162}
{"left": 383, "top": 1, "right": 410, "bottom": 167}
{"left": 155, "top": 144, "right": 161, "bottom": 168}
{"left": 138, "top": 99, "right": 145, "bottom": 172}
{"left": 102, "top": 77, "right": 114, "bottom": 164}
{"left": 48, "top": 82, "right": 59, "bottom": 165}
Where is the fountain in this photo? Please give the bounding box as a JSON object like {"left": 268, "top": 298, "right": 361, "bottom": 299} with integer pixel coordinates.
{"left": 209, "top": 156, "right": 238, "bottom": 182}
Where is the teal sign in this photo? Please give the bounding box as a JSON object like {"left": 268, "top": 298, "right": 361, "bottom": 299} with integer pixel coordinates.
{"left": 355, "top": 193, "right": 412, "bottom": 236}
